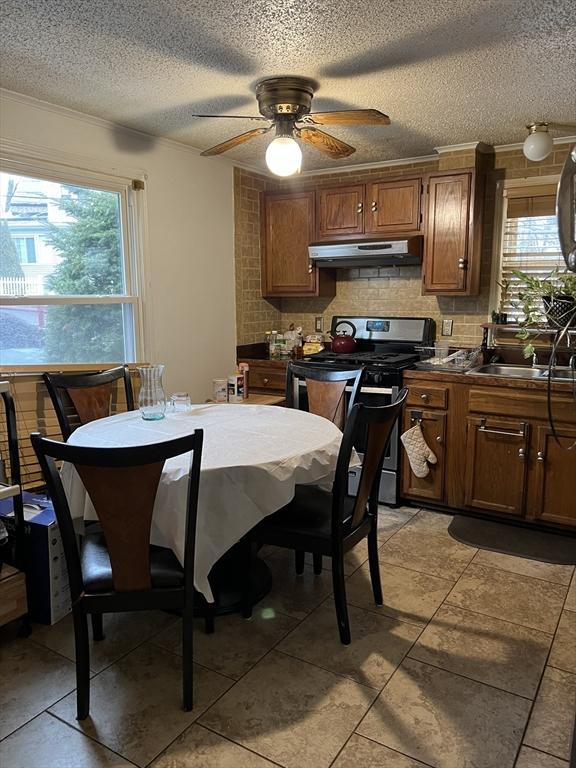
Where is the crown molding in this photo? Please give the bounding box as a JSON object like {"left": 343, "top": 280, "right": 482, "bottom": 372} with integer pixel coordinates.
{"left": 434, "top": 141, "right": 481, "bottom": 154}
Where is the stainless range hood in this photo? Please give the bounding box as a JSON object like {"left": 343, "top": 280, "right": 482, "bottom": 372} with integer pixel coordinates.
{"left": 309, "top": 237, "right": 422, "bottom": 268}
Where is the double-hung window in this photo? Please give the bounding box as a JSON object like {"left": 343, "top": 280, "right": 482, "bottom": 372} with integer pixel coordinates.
{"left": 0, "top": 161, "right": 144, "bottom": 367}
{"left": 495, "top": 180, "right": 565, "bottom": 323}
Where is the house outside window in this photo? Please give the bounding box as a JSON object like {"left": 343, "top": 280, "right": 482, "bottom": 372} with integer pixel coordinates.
{"left": 0, "top": 165, "right": 144, "bottom": 367}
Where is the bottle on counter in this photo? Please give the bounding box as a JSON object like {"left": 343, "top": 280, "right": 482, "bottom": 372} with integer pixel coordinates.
{"left": 227, "top": 373, "right": 244, "bottom": 403}
{"left": 238, "top": 362, "right": 249, "bottom": 399}
{"left": 269, "top": 330, "right": 279, "bottom": 359}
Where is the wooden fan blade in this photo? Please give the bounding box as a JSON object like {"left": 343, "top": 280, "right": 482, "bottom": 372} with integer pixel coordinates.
{"left": 191, "top": 114, "right": 268, "bottom": 121}
{"left": 296, "top": 127, "right": 356, "bottom": 159}
{"left": 303, "top": 109, "right": 390, "bottom": 126}
{"left": 200, "top": 126, "right": 272, "bottom": 156}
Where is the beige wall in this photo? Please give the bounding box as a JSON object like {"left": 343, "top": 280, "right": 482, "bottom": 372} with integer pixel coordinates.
{"left": 0, "top": 91, "right": 237, "bottom": 400}
{"left": 234, "top": 144, "right": 572, "bottom": 347}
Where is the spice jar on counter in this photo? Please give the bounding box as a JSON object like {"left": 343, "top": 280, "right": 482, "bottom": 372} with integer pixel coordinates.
{"left": 238, "top": 362, "right": 249, "bottom": 399}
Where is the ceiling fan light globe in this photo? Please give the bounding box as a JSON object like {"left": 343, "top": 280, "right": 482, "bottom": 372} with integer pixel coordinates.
{"left": 265, "top": 137, "right": 302, "bottom": 176}
{"left": 523, "top": 128, "right": 553, "bottom": 161}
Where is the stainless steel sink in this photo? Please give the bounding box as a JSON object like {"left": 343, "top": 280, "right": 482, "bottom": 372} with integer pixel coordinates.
{"left": 467, "top": 364, "right": 545, "bottom": 379}
{"left": 540, "top": 368, "right": 576, "bottom": 381}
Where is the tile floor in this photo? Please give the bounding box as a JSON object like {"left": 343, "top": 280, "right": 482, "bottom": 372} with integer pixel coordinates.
{"left": 1, "top": 506, "right": 575, "bottom": 768}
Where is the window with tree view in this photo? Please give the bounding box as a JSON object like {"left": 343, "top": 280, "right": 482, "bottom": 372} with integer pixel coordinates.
{"left": 0, "top": 170, "right": 140, "bottom": 366}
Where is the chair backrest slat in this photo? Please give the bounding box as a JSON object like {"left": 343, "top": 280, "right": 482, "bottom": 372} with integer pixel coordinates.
{"left": 44, "top": 366, "right": 134, "bottom": 440}
{"left": 285, "top": 362, "right": 364, "bottom": 429}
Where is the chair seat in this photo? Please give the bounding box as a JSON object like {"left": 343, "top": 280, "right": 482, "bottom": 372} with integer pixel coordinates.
{"left": 81, "top": 534, "right": 184, "bottom": 593}
{"left": 258, "top": 484, "right": 359, "bottom": 540}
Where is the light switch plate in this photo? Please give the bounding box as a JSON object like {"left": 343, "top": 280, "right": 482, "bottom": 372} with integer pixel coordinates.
{"left": 315, "top": 316, "right": 324, "bottom": 332}
{"left": 441, "top": 319, "right": 453, "bottom": 336}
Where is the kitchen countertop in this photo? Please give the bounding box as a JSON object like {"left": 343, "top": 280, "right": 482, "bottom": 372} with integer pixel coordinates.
{"left": 403, "top": 367, "right": 576, "bottom": 392}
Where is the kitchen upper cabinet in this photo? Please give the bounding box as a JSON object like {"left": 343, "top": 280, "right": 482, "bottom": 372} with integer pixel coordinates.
{"left": 531, "top": 425, "right": 576, "bottom": 528}
{"left": 317, "top": 185, "right": 364, "bottom": 239}
{"left": 422, "top": 170, "right": 482, "bottom": 296}
{"left": 366, "top": 178, "right": 421, "bottom": 235}
{"left": 315, "top": 177, "right": 422, "bottom": 242}
{"left": 261, "top": 191, "right": 335, "bottom": 298}
{"left": 464, "top": 417, "right": 529, "bottom": 516}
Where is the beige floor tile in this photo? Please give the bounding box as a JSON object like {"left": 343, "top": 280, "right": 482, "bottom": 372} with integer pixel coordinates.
{"left": 378, "top": 519, "right": 476, "bottom": 581}
{"left": 332, "top": 734, "right": 428, "bottom": 768}
{"left": 515, "top": 746, "right": 569, "bottom": 767}
{"left": 524, "top": 666, "right": 576, "bottom": 761}
{"left": 409, "top": 604, "right": 552, "bottom": 698}
{"left": 377, "top": 506, "right": 420, "bottom": 540}
{"left": 0, "top": 712, "right": 132, "bottom": 768}
{"left": 278, "top": 601, "right": 421, "bottom": 689}
{"left": 357, "top": 658, "right": 531, "bottom": 768}
{"left": 565, "top": 573, "right": 576, "bottom": 612}
{"left": 549, "top": 610, "right": 576, "bottom": 674}
{"left": 446, "top": 564, "right": 567, "bottom": 633}
{"left": 0, "top": 629, "right": 76, "bottom": 739}
{"left": 405, "top": 508, "right": 454, "bottom": 531}
{"left": 265, "top": 541, "right": 368, "bottom": 576}
{"left": 151, "top": 724, "right": 276, "bottom": 767}
{"left": 150, "top": 608, "right": 298, "bottom": 679}
{"left": 199, "top": 650, "right": 376, "bottom": 768}
{"left": 472, "top": 550, "right": 574, "bottom": 586}
{"left": 346, "top": 561, "right": 453, "bottom": 626}
{"left": 49, "top": 643, "right": 233, "bottom": 767}
{"left": 31, "top": 610, "right": 178, "bottom": 673}
{"left": 258, "top": 557, "right": 334, "bottom": 620}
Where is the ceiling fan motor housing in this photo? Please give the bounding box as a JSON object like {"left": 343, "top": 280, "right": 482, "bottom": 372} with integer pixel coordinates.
{"left": 256, "top": 76, "right": 317, "bottom": 120}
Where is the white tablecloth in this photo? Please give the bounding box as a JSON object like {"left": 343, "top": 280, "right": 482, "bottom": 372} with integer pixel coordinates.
{"left": 61, "top": 404, "right": 345, "bottom": 600}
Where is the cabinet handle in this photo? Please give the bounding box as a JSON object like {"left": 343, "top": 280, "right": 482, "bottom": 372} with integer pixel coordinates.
{"left": 537, "top": 451, "right": 545, "bottom": 462}
{"left": 518, "top": 448, "right": 525, "bottom": 459}
{"left": 420, "top": 393, "right": 429, "bottom": 402}
{"left": 263, "top": 378, "right": 269, "bottom": 385}
{"left": 458, "top": 258, "right": 468, "bottom": 270}
{"left": 308, "top": 261, "right": 313, "bottom": 273}
{"left": 436, "top": 435, "right": 442, "bottom": 444}
{"left": 371, "top": 201, "right": 377, "bottom": 212}
{"left": 356, "top": 202, "right": 363, "bottom": 214}
{"left": 478, "top": 421, "right": 526, "bottom": 437}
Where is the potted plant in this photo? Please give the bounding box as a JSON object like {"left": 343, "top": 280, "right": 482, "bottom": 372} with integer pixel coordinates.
{"left": 491, "top": 278, "right": 511, "bottom": 324}
{"left": 512, "top": 269, "right": 576, "bottom": 357}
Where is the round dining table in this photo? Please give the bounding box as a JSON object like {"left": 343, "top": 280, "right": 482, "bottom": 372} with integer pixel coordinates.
{"left": 61, "top": 403, "right": 345, "bottom": 606}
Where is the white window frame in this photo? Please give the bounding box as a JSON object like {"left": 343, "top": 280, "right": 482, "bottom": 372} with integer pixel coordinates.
{"left": 0, "top": 150, "right": 148, "bottom": 369}
{"left": 489, "top": 175, "right": 561, "bottom": 317}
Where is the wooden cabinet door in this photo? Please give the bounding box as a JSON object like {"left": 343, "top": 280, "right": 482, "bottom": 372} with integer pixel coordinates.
{"left": 365, "top": 178, "right": 421, "bottom": 235}
{"left": 532, "top": 426, "right": 576, "bottom": 528}
{"left": 423, "top": 172, "right": 473, "bottom": 294}
{"left": 401, "top": 409, "right": 446, "bottom": 502}
{"left": 262, "top": 191, "right": 320, "bottom": 297}
{"left": 464, "top": 417, "right": 529, "bottom": 516}
{"left": 316, "top": 185, "right": 365, "bottom": 240}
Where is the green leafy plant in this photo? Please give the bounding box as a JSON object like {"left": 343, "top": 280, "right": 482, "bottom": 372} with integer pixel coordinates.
{"left": 512, "top": 269, "right": 576, "bottom": 358}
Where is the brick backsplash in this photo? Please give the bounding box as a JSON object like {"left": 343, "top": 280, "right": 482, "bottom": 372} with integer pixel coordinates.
{"left": 234, "top": 144, "right": 571, "bottom": 347}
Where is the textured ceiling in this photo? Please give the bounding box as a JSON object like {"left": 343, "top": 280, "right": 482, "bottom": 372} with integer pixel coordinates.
{"left": 1, "top": 0, "right": 575, "bottom": 173}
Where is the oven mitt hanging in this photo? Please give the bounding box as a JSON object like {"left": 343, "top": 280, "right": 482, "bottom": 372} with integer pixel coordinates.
{"left": 400, "top": 423, "right": 437, "bottom": 478}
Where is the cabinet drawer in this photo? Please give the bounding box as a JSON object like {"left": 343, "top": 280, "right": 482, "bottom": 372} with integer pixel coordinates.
{"left": 249, "top": 367, "right": 287, "bottom": 393}
{"left": 406, "top": 384, "right": 448, "bottom": 409}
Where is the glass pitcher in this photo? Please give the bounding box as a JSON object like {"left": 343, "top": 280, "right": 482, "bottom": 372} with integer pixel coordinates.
{"left": 137, "top": 364, "right": 166, "bottom": 420}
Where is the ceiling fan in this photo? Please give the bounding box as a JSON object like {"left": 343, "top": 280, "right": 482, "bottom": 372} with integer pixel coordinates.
{"left": 194, "top": 76, "right": 390, "bottom": 176}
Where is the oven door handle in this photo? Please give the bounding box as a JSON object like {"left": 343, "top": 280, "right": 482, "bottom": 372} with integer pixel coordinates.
{"left": 297, "top": 381, "right": 395, "bottom": 395}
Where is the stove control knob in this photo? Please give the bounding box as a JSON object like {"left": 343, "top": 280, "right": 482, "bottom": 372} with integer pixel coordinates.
{"left": 373, "top": 373, "right": 382, "bottom": 385}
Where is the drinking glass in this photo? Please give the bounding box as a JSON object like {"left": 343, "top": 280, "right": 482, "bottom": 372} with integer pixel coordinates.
{"left": 170, "top": 392, "right": 191, "bottom": 412}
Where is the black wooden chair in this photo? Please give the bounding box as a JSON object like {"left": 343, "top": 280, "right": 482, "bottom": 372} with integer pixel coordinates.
{"left": 31, "top": 430, "right": 203, "bottom": 719}
{"left": 43, "top": 366, "right": 134, "bottom": 440}
{"left": 285, "top": 361, "right": 364, "bottom": 575}
{"left": 252, "top": 388, "right": 408, "bottom": 645}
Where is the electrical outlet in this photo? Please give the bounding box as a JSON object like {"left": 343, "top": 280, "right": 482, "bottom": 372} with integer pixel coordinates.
{"left": 315, "top": 316, "right": 324, "bottom": 332}
{"left": 441, "top": 319, "right": 453, "bottom": 336}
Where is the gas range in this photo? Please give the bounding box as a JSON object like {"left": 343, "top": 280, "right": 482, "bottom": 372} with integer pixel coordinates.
{"left": 303, "top": 315, "right": 435, "bottom": 386}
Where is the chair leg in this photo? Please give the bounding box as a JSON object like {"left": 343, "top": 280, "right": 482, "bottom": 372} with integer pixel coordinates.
{"left": 182, "top": 606, "right": 194, "bottom": 712}
{"left": 73, "top": 608, "right": 90, "bottom": 720}
{"left": 313, "top": 553, "right": 323, "bottom": 575}
{"left": 295, "top": 550, "right": 305, "bottom": 575}
{"left": 331, "top": 557, "right": 351, "bottom": 645}
{"left": 91, "top": 613, "right": 105, "bottom": 641}
{"left": 367, "top": 523, "right": 383, "bottom": 605}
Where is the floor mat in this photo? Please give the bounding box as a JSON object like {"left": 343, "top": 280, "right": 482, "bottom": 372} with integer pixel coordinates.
{"left": 448, "top": 515, "right": 576, "bottom": 565}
